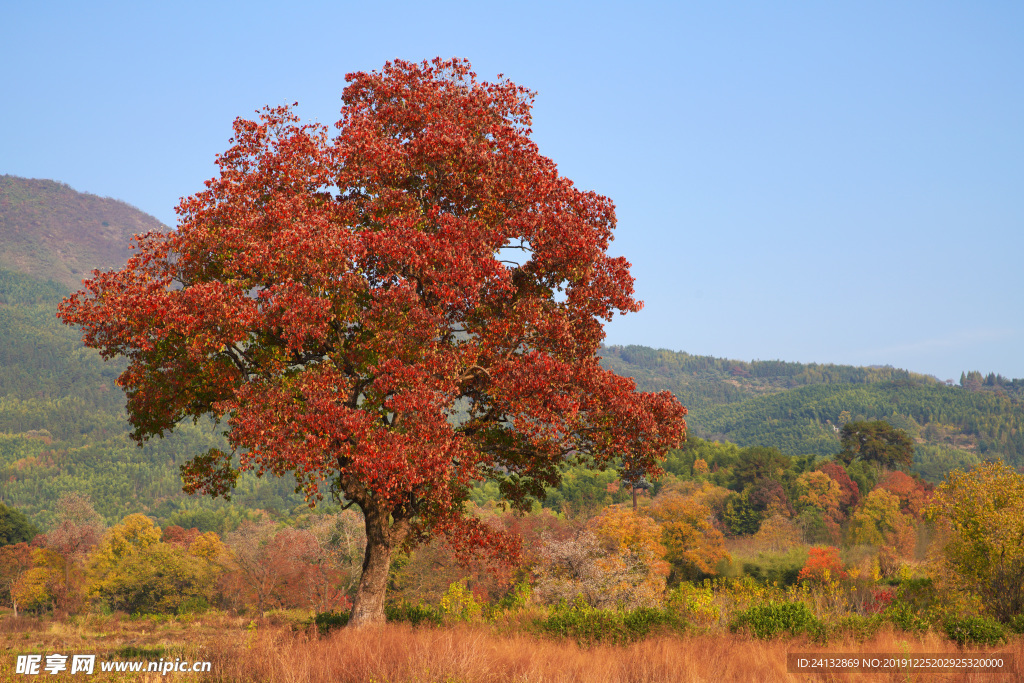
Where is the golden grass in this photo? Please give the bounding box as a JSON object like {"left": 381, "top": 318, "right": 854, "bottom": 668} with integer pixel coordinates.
{"left": 1, "top": 612, "right": 1020, "bottom": 682}
{"left": 201, "top": 623, "right": 1022, "bottom": 683}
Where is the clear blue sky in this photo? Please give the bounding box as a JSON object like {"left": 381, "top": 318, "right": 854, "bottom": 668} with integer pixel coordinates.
{"left": 3, "top": 1, "right": 1022, "bottom": 381}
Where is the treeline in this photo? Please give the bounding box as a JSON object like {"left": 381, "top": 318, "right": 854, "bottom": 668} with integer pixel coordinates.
{"left": 961, "top": 370, "right": 1024, "bottom": 398}
{"left": 0, "top": 430, "right": 309, "bottom": 531}
{"left": 601, "top": 345, "right": 1024, "bottom": 471}
{"left": 5, "top": 449, "right": 1021, "bottom": 647}
{"left": 600, "top": 345, "right": 939, "bottom": 408}
{"left": 698, "top": 382, "right": 1024, "bottom": 470}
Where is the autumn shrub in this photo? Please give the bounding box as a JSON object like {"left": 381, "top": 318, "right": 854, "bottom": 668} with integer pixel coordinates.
{"left": 621, "top": 607, "right": 686, "bottom": 638}
{"left": 862, "top": 586, "right": 896, "bottom": 615}
{"left": 709, "top": 575, "right": 792, "bottom": 627}
{"left": 438, "top": 579, "right": 483, "bottom": 622}
{"left": 1007, "top": 614, "right": 1024, "bottom": 634}
{"left": 385, "top": 601, "right": 443, "bottom": 627}
{"left": 883, "top": 576, "right": 981, "bottom": 631}
{"left": 729, "top": 601, "right": 818, "bottom": 639}
{"left": 588, "top": 506, "right": 670, "bottom": 607}
{"left": 535, "top": 597, "right": 686, "bottom": 644}
{"left": 665, "top": 581, "right": 720, "bottom": 628}
{"left": 798, "top": 546, "right": 847, "bottom": 583}
{"left": 943, "top": 615, "right": 1006, "bottom": 647}
{"left": 647, "top": 490, "right": 729, "bottom": 584}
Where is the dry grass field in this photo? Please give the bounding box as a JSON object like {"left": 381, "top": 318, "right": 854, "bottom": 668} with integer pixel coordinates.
{"left": 1, "top": 611, "right": 1021, "bottom": 682}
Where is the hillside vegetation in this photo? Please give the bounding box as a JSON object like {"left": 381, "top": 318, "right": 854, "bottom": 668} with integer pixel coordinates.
{"left": 0, "top": 175, "right": 164, "bottom": 289}
{"left": 601, "top": 345, "right": 1024, "bottom": 480}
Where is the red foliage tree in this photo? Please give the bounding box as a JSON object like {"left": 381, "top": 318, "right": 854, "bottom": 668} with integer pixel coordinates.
{"left": 58, "top": 58, "right": 687, "bottom": 626}
{"left": 161, "top": 525, "right": 203, "bottom": 548}
{"left": 818, "top": 462, "right": 860, "bottom": 511}
{"left": 877, "top": 471, "right": 931, "bottom": 519}
{"left": 798, "top": 546, "right": 848, "bottom": 583}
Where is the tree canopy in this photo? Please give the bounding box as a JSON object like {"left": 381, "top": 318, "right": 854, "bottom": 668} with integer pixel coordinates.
{"left": 838, "top": 420, "right": 914, "bottom": 470}
{"left": 0, "top": 504, "right": 37, "bottom": 547}
{"left": 927, "top": 461, "right": 1024, "bottom": 622}
{"left": 58, "top": 58, "right": 687, "bottom": 626}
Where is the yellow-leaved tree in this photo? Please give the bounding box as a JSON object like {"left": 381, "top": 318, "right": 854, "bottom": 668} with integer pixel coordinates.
{"left": 589, "top": 506, "right": 669, "bottom": 608}
{"left": 926, "top": 461, "right": 1024, "bottom": 622}
{"left": 794, "top": 470, "right": 843, "bottom": 543}
{"left": 89, "top": 515, "right": 224, "bottom": 614}
{"left": 648, "top": 490, "right": 729, "bottom": 584}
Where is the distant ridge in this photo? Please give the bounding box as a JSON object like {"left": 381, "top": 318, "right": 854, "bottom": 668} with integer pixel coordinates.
{"left": 599, "top": 344, "right": 1024, "bottom": 479}
{"left": 0, "top": 175, "right": 166, "bottom": 289}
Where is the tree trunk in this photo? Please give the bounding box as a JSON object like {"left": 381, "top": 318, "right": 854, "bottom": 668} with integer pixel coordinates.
{"left": 348, "top": 504, "right": 407, "bottom": 628}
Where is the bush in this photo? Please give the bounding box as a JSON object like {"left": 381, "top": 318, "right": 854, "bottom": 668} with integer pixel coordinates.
{"left": 439, "top": 580, "right": 482, "bottom": 622}
{"left": 495, "top": 581, "right": 532, "bottom": 612}
{"left": 536, "top": 598, "right": 686, "bottom": 644}
{"left": 1007, "top": 614, "right": 1024, "bottom": 634}
{"left": 738, "top": 548, "right": 808, "bottom": 586}
{"left": 862, "top": 586, "right": 896, "bottom": 615}
{"left": 798, "top": 547, "right": 847, "bottom": 583}
{"left": 943, "top": 616, "right": 1006, "bottom": 647}
{"left": 894, "top": 578, "right": 936, "bottom": 610}
{"left": 177, "top": 596, "right": 209, "bottom": 615}
{"left": 312, "top": 611, "right": 350, "bottom": 635}
{"left": 885, "top": 601, "right": 931, "bottom": 634}
{"left": 666, "top": 582, "right": 720, "bottom": 627}
{"left": 729, "top": 601, "right": 818, "bottom": 639}
{"left": 385, "top": 602, "right": 442, "bottom": 627}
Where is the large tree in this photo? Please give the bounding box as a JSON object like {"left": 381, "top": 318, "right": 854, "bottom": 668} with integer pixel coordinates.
{"left": 927, "top": 461, "right": 1024, "bottom": 622}
{"left": 58, "top": 58, "right": 687, "bottom": 626}
{"left": 0, "top": 504, "right": 38, "bottom": 547}
{"left": 837, "top": 420, "right": 914, "bottom": 470}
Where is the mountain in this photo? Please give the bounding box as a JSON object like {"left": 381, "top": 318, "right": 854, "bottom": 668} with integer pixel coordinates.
{"left": 600, "top": 345, "right": 1024, "bottom": 481}
{"left": 0, "top": 175, "right": 165, "bottom": 289}
{"left": 0, "top": 179, "right": 304, "bottom": 530}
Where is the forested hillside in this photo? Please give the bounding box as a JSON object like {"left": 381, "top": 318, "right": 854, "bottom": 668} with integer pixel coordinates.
{"left": 0, "top": 179, "right": 309, "bottom": 529}
{"left": 0, "top": 272, "right": 306, "bottom": 530}
{"left": 601, "top": 345, "right": 1024, "bottom": 480}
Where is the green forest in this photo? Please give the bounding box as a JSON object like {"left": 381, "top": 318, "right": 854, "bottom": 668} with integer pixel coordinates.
{"left": 601, "top": 345, "right": 1024, "bottom": 479}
